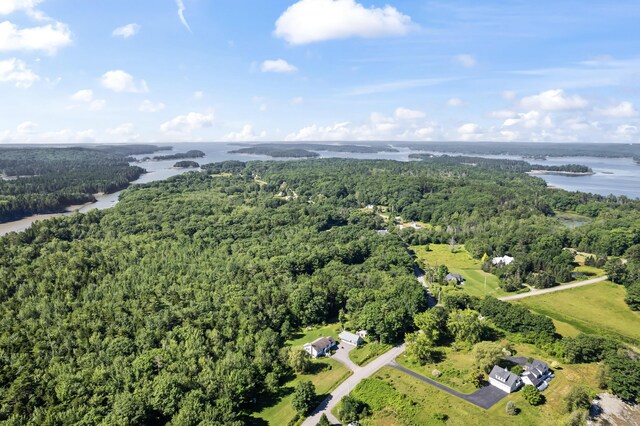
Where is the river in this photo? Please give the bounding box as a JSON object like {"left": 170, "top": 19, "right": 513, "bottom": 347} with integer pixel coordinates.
{"left": 1, "top": 143, "right": 639, "bottom": 236}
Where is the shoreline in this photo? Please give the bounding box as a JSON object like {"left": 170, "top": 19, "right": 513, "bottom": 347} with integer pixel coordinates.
{"left": 528, "top": 170, "right": 595, "bottom": 176}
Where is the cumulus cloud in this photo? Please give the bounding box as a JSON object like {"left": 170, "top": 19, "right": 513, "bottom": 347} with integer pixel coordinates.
{"left": 394, "top": 107, "right": 425, "bottom": 120}
{"left": 0, "top": 21, "right": 72, "bottom": 54}
{"left": 489, "top": 109, "right": 517, "bottom": 119}
{"left": 176, "top": 0, "right": 191, "bottom": 32}
{"left": 224, "top": 124, "right": 267, "bottom": 142}
{"left": 106, "top": 123, "right": 139, "bottom": 141}
{"left": 454, "top": 54, "right": 476, "bottom": 68}
{"left": 0, "top": 0, "right": 44, "bottom": 16}
{"left": 502, "top": 110, "right": 554, "bottom": 130}
{"left": 615, "top": 124, "right": 638, "bottom": 140}
{"left": 595, "top": 101, "right": 637, "bottom": 118}
{"left": 16, "top": 121, "right": 37, "bottom": 134}
{"left": 160, "top": 112, "right": 214, "bottom": 133}
{"left": 112, "top": 23, "right": 140, "bottom": 38}
{"left": 261, "top": 59, "right": 298, "bottom": 73}
{"left": 89, "top": 99, "right": 105, "bottom": 111}
{"left": 457, "top": 123, "right": 483, "bottom": 141}
{"left": 274, "top": 0, "right": 413, "bottom": 45}
{"left": 520, "top": 89, "right": 588, "bottom": 111}
{"left": 139, "top": 100, "right": 165, "bottom": 113}
{"left": 101, "top": 70, "right": 148, "bottom": 93}
{"left": 70, "top": 89, "right": 93, "bottom": 102}
{"left": 0, "top": 58, "right": 39, "bottom": 88}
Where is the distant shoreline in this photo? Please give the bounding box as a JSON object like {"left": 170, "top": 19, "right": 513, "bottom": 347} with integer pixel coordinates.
{"left": 528, "top": 170, "right": 595, "bottom": 176}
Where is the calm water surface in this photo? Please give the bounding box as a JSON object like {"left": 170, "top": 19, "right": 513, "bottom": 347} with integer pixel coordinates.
{"left": 2, "top": 143, "right": 639, "bottom": 236}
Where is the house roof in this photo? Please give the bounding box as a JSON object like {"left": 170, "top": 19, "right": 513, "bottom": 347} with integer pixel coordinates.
{"left": 339, "top": 331, "right": 361, "bottom": 342}
{"left": 306, "top": 336, "right": 335, "bottom": 351}
{"left": 523, "top": 371, "right": 544, "bottom": 387}
{"left": 525, "top": 359, "right": 549, "bottom": 378}
{"left": 489, "top": 366, "right": 520, "bottom": 387}
{"left": 446, "top": 273, "right": 463, "bottom": 281}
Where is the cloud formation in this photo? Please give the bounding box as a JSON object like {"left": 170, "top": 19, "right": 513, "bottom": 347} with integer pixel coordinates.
{"left": 139, "top": 100, "right": 165, "bottom": 113}
{"left": 176, "top": 0, "right": 191, "bottom": 32}
{"left": 160, "top": 112, "right": 214, "bottom": 133}
{"left": 261, "top": 59, "right": 298, "bottom": 73}
{"left": 113, "top": 23, "right": 140, "bottom": 39}
{"left": 0, "top": 0, "right": 44, "bottom": 16}
{"left": 275, "top": 0, "right": 413, "bottom": 45}
{"left": 595, "top": 101, "right": 637, "bottom": 118}
{"left": 101, "top": 70, "right": 148, "bottom": 93}
{"left": 0, "top": 21, "right": 72, "bottom": 54}
{"left": 520, "top": 89, "right": 588, "bottom": 111}
{"left": 225, "top": 124, "right": 267, "bottom": 142}
{"left": 0, "top": 58, "right": 39, "bottom": 88}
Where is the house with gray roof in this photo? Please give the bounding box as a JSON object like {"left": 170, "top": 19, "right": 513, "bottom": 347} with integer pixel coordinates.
{"left": 445, "top": 273, "right": 464, "bottom": 285}
{"left": 303, "top": 336, "right": 336, "bottom": 358}
{"left": 339, "top": 331, "right": 363, "bottom": 346}
{"left": 522, "top": 359, "right": 552, "bottom": 390}
{"left": 488, "top": 366, "right": 522, "bottom": 393}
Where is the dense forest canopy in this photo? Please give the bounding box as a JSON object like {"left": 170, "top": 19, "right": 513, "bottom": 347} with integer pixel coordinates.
{"left": 230, "top": 143, "right": 399, "bottom": 154}
{"left": 408, "top": 154, "right": 593, "bottom": 174}
{"left": 1, "top": 158, "right": 639, "bottom": 424}
{"left": 152, "top": 150, "right": 206, "bottom": 161}
{"left": 0, "top": 147, "right": 151, "bottom": 223}
{"left": 228, "top": 147, "right": 320, "bottom": 158}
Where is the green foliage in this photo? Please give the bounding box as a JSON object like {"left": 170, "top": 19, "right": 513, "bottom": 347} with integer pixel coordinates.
{"left": 511, "top": 365, "right": 524, "bottom": 375}
{"left": 316, "top": 413, "right": 331, "bottom": 426}
{"left": 563, "top": 334, "right": 621, "bottom": 363}
{"left": 446, "top": 309, "right": 484, "bottom": 344}
{"left": 625, "top": 283, "right": 640, "bottom": 310}
{"left": 480, "top": 297, "right": 556, "bottom": 342}
{"left": 506, "top": 400, "right": 518, "bottom": 416}
{"left": 413, "top": 307, "right": 448, "bottom": 346}
{"left": 405, "top": 332, "right": 441, "bottom": 365}
{"left": 563, "top": 386, "right": 591, "bottom": 413}
{"left": 337, "top": 395, "right": 369, "bottom": 423}
{"left": 292, "top": 381, "right": 316, "bottom": 415}
{"left": 606, "top": 352, "right": 640, "bottom": 402}
{"left": 473, "top": 341, "right": 504, "bottom": 374}
{"left": 522, "top": 385, "right": 544, "bottom": 406}
{"left": 288, "top": 348, "right": 311, "bottom": 374}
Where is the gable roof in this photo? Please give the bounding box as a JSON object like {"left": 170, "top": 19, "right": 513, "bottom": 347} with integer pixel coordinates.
{"left": 306, "top": 336, "right": 335, "bottom": 351}
{"left": 523, "top": 371, "right": 545, "bottom": 387}
{"left": 339, "top": 331, "right": 361, "bottom": 342}
{"left": 525, "top": 359, "right": 549, "bottom": 377}
{"left": 446, "top": 273, "right": 463, "bottom": 281}
{"left": 489, "top": 366, "right": 520, "bottom": 387}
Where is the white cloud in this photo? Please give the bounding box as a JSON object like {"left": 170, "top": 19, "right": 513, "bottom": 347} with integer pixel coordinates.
{"left": 106, "top": 123, "right": 139, "bottom": 141}
{"left": 274, "top": 0, "right": 413, "bottom": 45}
{"left": 394, "top": 107, "right": 425, "bottom": 120}
{"left": 261, "top": 59, "right": 298, "bottom": 73}
{"left": 291, "top": 96, "right": 304, "bottom": 105}
{"left": 455, "top": 54, "right": 476, "bottom": 68}
{"left": 286, "top": 122, "right": 353, "bottom": 141}
{"left": 112, "top": 23, "right": 140, "bottom": 39}
{"left": 224, "top": 124, "right": 267, "bottom": 142}
{"left": 176, "top": 0, "right": 191, "bottom": 32}
{"left": 70, "top": 89, "right": 93, "bottom": 102}
{"left": 89, "top": 99, "right": 105, "bottom": 111}
{"left": 458, "top": 123, "right": 480, "bottom": 134}
{"left": 446, "top": 97, "right": 465, "bottom": 107}
{"left": 615, "top": 124, "right": 638, "bottom": 140}
{"left": 160, "top": 112, "right": 214, "bottom": 133}
{"left": 595, "top": 101, "right": 637, "bottom": 118}
{"left": 101, "top": 70, "right": 148, "bottom": 93}
{"left": 490, "top": 109, "right": 517, "bottom": 119}
{"left": 520, "top": 89, "right": 588, "bottom": 111}
{"left": 16, "top": 121, "right": 37, "bottom": 134}
{"left": 0, "top": 21, "right": 72, "bottom": 54}
{"left": 0, "top": 0, "right": 44, "bottom": 16}
{"left": 139, "top": 100, "right": 165, "bottom": 113}
{"left": 0, "top": 58, "right": 39, "bottom": 88}
{"left": 502, "top": 110, "right": 554, "bottom": 130}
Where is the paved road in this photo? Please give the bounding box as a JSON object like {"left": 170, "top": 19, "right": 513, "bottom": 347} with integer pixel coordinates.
{"left": 302, "top": 344, "right": 406, "bottom": 426}
{"left": 499, "top": 276, "right": 608, "bottom": 301}
{"left": 389, "top": 363, "right": 509, "bottom": 409}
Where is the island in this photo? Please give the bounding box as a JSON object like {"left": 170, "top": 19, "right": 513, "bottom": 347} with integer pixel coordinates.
{"left": 152, "top": 150, "right": 206, "bottom": 161}
{"left": 174, "top": 161, "right": 200, "bottom": 168}
{"left": 228, "top": 146, "right": 321, "bottom": 158}
{"left": 228, "top": 143, "right": 399, "bottom": 158}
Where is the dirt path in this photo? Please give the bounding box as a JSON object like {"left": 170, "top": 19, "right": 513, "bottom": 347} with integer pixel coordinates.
{"left": 499, "top": 276, "right": 608, "bottom": 301}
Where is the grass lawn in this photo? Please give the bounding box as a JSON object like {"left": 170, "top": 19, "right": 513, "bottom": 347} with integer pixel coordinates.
{"left": 342, "top": 357, "right": 601, "bottom": 426}
{"left": 515, "top": 281, "right": 640, "bottom": 347}
{"left": 287, "top": 323, "right": 342, "bottom": 347}
{"left": 412, "top": 244, "right": 507, "bottom": 298}
{"left": 349, "top": 342, "right": 392, "bottom": 366}
{"left": 253, "top": 358, "right": 352, "bottom": 425}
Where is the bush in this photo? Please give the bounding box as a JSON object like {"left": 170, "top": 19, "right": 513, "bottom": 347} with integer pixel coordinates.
{"left": 563, "top": 386, "right": 591, "bottom": 413}
{"left": 432, "top": 412, "right": 449, "bottom": 422}
{"left": 337, "top": 395, "right": 369, "bottom": 423}
{"left": 292, "top": 381, "right": 316, "bottom": 415}
{"left": 522, "top": 385, "right": 544, "bottom": 406}
{"left": 506, "top": 400, "right": 518, "bottom": 416}
{"left": 316, "top": 413, "right": 331, "bottom": 426}
{"left": 511, "top": 365, "right": 524, "bottom": 375}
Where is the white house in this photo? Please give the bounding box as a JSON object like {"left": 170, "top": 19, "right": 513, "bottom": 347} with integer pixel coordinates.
{"left": 522, "top": 359, "right": 552, "bottom": 390}
{"left": 339, "top": 331, "right": 363, "bottom": 347}
{"left": 488, "top": 366, "right": 522, "bottom": 393}
{"left": 356, "top": 330, "right": 368, "bottom": 339}
{"left": 303, "top": 337, "right": 336, "bottom": 358}
{"left": 492, "top": 256, "right": 515, "bottom": 266}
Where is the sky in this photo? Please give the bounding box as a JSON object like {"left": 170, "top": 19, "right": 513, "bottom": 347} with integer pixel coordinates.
{"left": 0, "top": 0, "right": 639, "bottom": 144}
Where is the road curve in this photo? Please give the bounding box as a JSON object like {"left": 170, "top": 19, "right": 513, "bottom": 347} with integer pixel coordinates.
{"left": 301, "top": 344, "right": 406, "bottom": 426}
{"left": 499, "top": 276, "right": 608, "bottom": 301}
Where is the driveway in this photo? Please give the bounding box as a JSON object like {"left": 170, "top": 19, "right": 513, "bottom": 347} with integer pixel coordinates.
{"left": 330, "top": 343, "right": 360, "bottom": 373}
{"left": 302, "top": 344, "right": 406, "bottom": 426}
{"left": 389, "top": 363, "right": 510, "bottom": 410}
{"left": 499, "top": 276, "right": 608, "bottom": 301}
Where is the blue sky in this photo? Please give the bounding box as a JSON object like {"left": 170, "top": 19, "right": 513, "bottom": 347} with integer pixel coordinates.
{"left": 0, "top": 0, "right": 639, "bottom": 143}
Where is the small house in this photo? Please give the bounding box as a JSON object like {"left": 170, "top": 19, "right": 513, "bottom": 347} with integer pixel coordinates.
{"left": 445, "top": 273, "right": 464, "bottom": 285}
{"left": 522, "top": 359, "right": 552, "bottom": 390}
{"left": 488, "top": 366, "right": 522, "bottom": 393}
{"left": 303, "top": 336, "right": 336, "bottom": 358}
{"left": 339, "top": 331, "right": 363, "bottom": 347}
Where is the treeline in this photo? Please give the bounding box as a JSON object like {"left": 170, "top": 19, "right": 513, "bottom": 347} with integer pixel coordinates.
{"left": 174, "top": 161, "right": 200, "bottom": 168}
{"left": 228, "top": 146, "right": 320, "bottom": 158}
{"left": 231, "top": 143, "right": 399, "bottom": 154}
{"left": 152, "top": 150, "right": 205, "bottom": 161}
{"left": 0, "top": 147, "right": 148, "bottom": 222}
{"left": 408, "top": 154, "right": 592, "bottom": 174}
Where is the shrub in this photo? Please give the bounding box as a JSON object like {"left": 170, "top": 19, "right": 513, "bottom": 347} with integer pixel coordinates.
{"left": 522, "top": 385, "right": 544, "bottom": 406}
{"left": 432, "top": 412, "right": 449, "bottom": 422}
{"left": 316, "top": 413, "right": 331, "bottom": 426}
{"left": 506, "top": 401, "right": 518, "bottom": 416}
{"left": 337, "top": 395, "right": 369, "bottom": 423}
{"left": 563, "top": 386, "right": 591, "bottom": 413}
{"left": 511, "top": 365, "right": 524, "bottom": 375}
{"left": 292, "top": 381, "right": 316, "bottom": 415}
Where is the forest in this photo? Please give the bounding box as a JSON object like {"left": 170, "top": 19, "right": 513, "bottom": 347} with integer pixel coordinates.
{"left": 230, "top": 143, "right": 399, "bottom": 154}
{"left": 152, "top": 150, "right": 206, "bottom": 161}
{"left": 0, "top": 158, "right": 639, "bottom": 424}
{"left": 0, "top": 147, "right": 153, "bottom": 223}
{"left": 228, "top": 147, "right": 320, "bottom": 158}
{"left": 408, "top": 154, "right": 593, "bottom": 174}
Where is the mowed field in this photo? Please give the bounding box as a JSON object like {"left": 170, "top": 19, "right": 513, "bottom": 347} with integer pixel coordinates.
{"left": 411, "top": 244, "right": 507, "bottom": 298}
{"left": 515, "top": 281, "right": 640, "bottom": 347}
